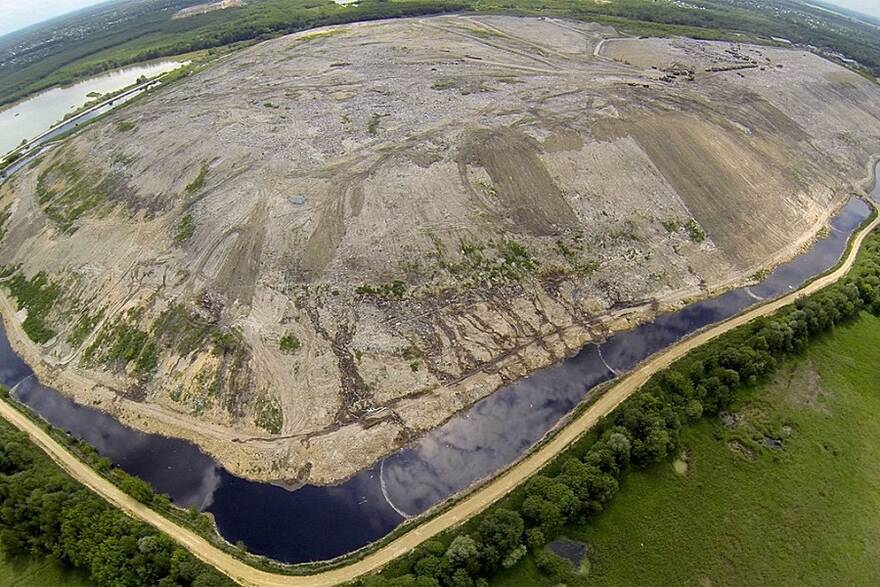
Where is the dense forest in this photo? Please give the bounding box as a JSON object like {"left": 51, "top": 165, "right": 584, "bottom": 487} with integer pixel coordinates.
{"left": 356, "top": 225, "right": 880, "bottom": 586}
{"left": 1, "top": 0, "right": 879, "bottom": 108}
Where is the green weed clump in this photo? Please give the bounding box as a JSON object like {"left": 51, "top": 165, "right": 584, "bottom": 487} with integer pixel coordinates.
{"left": 66, "top": 308, "right": 105, "bottom": 348}
{"left": 175, "top": 213, "right": 196, "bottom": 242}
{"left": 448, "top": 239, "right": 540, "bottom": 285}
{"left": 279, "top": 333, "right": 301, "bottom": 353}
{"left": 114, "top": 120, "right": 136, "bottom": 132}
{"left": 184, "top": 164, "right": 208, "bottom": 195}
{"left": 685, "top": 219, "right": 707, "bottom": 242}
{"left": 0, "top": 204, "right": 11, "bottom": 243}
{"left": 35, "top": 156, "right": 107, "bottom": 233}
{"left": 661, "top": 218, "right": 706, "bottom": 242}
{"left": 2, "top": 269, "right": 61, "bottom": 344}
{"left": 83, "top": 307, "right": 159, "bottom": 379}
{"left": 255, "top": 395, "right": 283, "bottom": 434}
{"left": 356, "top": 280, "right": 408, "bottom": 298}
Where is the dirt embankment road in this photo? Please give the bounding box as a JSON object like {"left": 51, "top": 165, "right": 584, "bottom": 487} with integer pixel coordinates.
{"left": 1, "top": 204, "right": 877, "bottom": 587}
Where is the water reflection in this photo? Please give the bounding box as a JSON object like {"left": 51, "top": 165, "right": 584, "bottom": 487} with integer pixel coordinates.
{"left": 0, "top": 61, "right": 184, "bottom": 155}
{"left": 14, "top": 376, "right": 223, "bottom": 509}
{"left": 380, "top": 197, "right": 873, "bottom": 516}
{"left": 382, "top": 345, "right": 613, "bottom": 515}
{"left": 2, "top": 369, "right": 402, "bottom": 562}
{"left": 0, "top": 185, "right": 874, "bottom": 562}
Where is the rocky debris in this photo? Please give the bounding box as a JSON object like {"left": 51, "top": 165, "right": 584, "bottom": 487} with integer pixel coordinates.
{"left": 2, "top": 16, "right": 880, "bottom": 483}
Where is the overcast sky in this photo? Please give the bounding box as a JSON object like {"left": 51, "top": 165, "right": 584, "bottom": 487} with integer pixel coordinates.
{"left": 816, "top": 0, "right": 880, "bottom": 19}
{"left": 1, "top": 0, "right": 879, "bottom": 38}
{"left": 0, "top": 0, "right": 107, "bottom": 37}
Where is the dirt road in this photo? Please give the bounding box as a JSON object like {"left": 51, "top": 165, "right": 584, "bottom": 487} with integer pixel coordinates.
{"left": 1, "top": 204, "right": 877, "bottom": 586}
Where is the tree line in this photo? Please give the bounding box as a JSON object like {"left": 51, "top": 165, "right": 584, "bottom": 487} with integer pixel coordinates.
{"left": 354, "top": 229, "right": 880, "bottom": 586}
{"left": 0, "top": 229, "right": 877, "bottom": 587}
{"left": 0, "top": 411, "right": 233, "bottom": 586}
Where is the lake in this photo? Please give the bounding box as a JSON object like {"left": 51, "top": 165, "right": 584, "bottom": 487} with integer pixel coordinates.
{"left": 0, "top": 61, "right": 185, "bottom": 156}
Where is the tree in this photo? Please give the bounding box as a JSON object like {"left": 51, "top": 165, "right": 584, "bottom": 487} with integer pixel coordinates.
{"left": 449, "top": 568, "right": 474, "bottom": 587}
{"left": 413, "top": 554, "right": 448, "bottom": 581}
{"left": 501, "top": 544, "right": 527, "bottom": 568}
{"left": 475, "top": 509, "right": 524, "bottom": 570}
{"left": 445, "top": 534, "right": 480, "bottom": 574}
{"left": 0, "top": 422, "right": 232, "bottom": 587}
{"left": 606, "top": 431, "right": 632, "bottom": 468}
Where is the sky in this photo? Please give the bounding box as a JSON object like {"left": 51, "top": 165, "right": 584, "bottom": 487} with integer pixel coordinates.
{"left": 813, "top": 0, "right": 880, "bottom": 19}
{"left": 1, "top": 0, "right": 879, "bottom": 37}
{"left": 0, "top": 0, "right": 108, "bottom": 37}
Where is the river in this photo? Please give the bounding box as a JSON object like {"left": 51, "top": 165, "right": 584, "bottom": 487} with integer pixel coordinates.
{"left": 0, "top": 61, "right": 185, "bottom": 157}
{"left": 0, "top": 164, "right": 877, "bottom": 564}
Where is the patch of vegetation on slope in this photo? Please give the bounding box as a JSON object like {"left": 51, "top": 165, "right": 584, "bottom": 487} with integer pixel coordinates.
{"left": 35, "top": 156, "right": 108, "bottom": 233}
{"left": 255, "top": 394, "right": 284, "bottom": 434}
{"left": 82, "top": 301, "right": 249, "bottom": 383}
{"left": 494, "top": 312, "right": 880, "bottom": 586}
{"left": 279, "top": 332, "right": 301, "bottom": 353}
{"left": 91, "top": 301, "right": 260, "bottom": 422}
{"left": 0, "top": 398, "right": 234, "bottom": 587}
{"left": 0, "top": 268, "right": 62, "bottom": 344}
{"left": 661, "top": 217, "right": 707, "bottom": 243}
{"left": 175, "top": 213, "right": 196, "bottom": 242}
{"left": 151, "top": 302, "right": 241, "bottom": 357}
{"left": 448, "top": 239, "right": 541, "bottom": 286}
{"left": 65, "top": 307, "right": 105, "bottom": 349}
{"left": 82, "top": 307, "right": 160, "bottom": 380}
{"left": 356, "top": 237, "right": 554, "bottom": 298}
{"left": 359, "top": 227, "right": 880, "bottom": 587}
{"left": 381, "top": 231, "right": 605, "bottom": 299}
{"left": 115, "top": 120, "right": 137, "bottom": 132}
{"left": 0, "top": 204, "right": 11, "bottom": 244}
{"left": 184, "top": 164, "right": 209, "bottom": 195}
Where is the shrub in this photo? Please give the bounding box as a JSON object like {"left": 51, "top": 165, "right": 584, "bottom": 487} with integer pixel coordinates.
{"left": 279, "top": 332, "right": 301, "bottom": 353}
{"left": 533, "top": 549, "right": 573, "bottom": 579}
{"left": 175, "top": 213, "right": 196, "bottom": 242}
{"left": 185, "top": 164, "right": 208, "bottom": 194}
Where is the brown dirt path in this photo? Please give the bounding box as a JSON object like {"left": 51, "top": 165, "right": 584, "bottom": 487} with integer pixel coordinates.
{"left": 1, "top": 204, "right": 877, "bottom": 587}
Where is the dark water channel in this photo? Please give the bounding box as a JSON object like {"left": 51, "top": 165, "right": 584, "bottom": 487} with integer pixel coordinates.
{"left": 0, "top": 170, "right": 877, "bottom": 563}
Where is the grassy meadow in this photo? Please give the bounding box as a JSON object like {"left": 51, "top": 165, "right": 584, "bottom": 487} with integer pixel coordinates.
{"left": 0, "top": 551, "right": 91, "bottom": 587}
{"left": 494, "top": 312, "right": 880, "bottom": 586}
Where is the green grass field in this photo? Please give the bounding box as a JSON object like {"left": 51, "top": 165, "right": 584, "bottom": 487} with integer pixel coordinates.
{"left": 495, "top": 312, "right": 880, "bottom": 586}
{"left": 0, "top": 550, "right": 91, "bottom": 586}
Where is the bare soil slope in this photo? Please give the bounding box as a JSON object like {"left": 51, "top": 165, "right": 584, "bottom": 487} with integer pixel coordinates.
{"left": 2, "top": 16, "right": 880, "bottom": 484}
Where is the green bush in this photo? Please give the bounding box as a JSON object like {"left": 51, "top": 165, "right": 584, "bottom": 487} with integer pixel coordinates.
{"left": 185, "top": 165, "right": 208, "bottom": 195}
{"left": 115, "top": 121, "right": 136, "bottom": 132}
{"left": 356, "top": 281, "right": 408, "bottom": 298}
{"left": 533, "top": 549, "right": 573, "bottom": 579}
{"left": 279, "top": 332, "right": 301, "bottom": 353}
{"left": 175, "top": 213, "right": 196, "bottom": 242}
